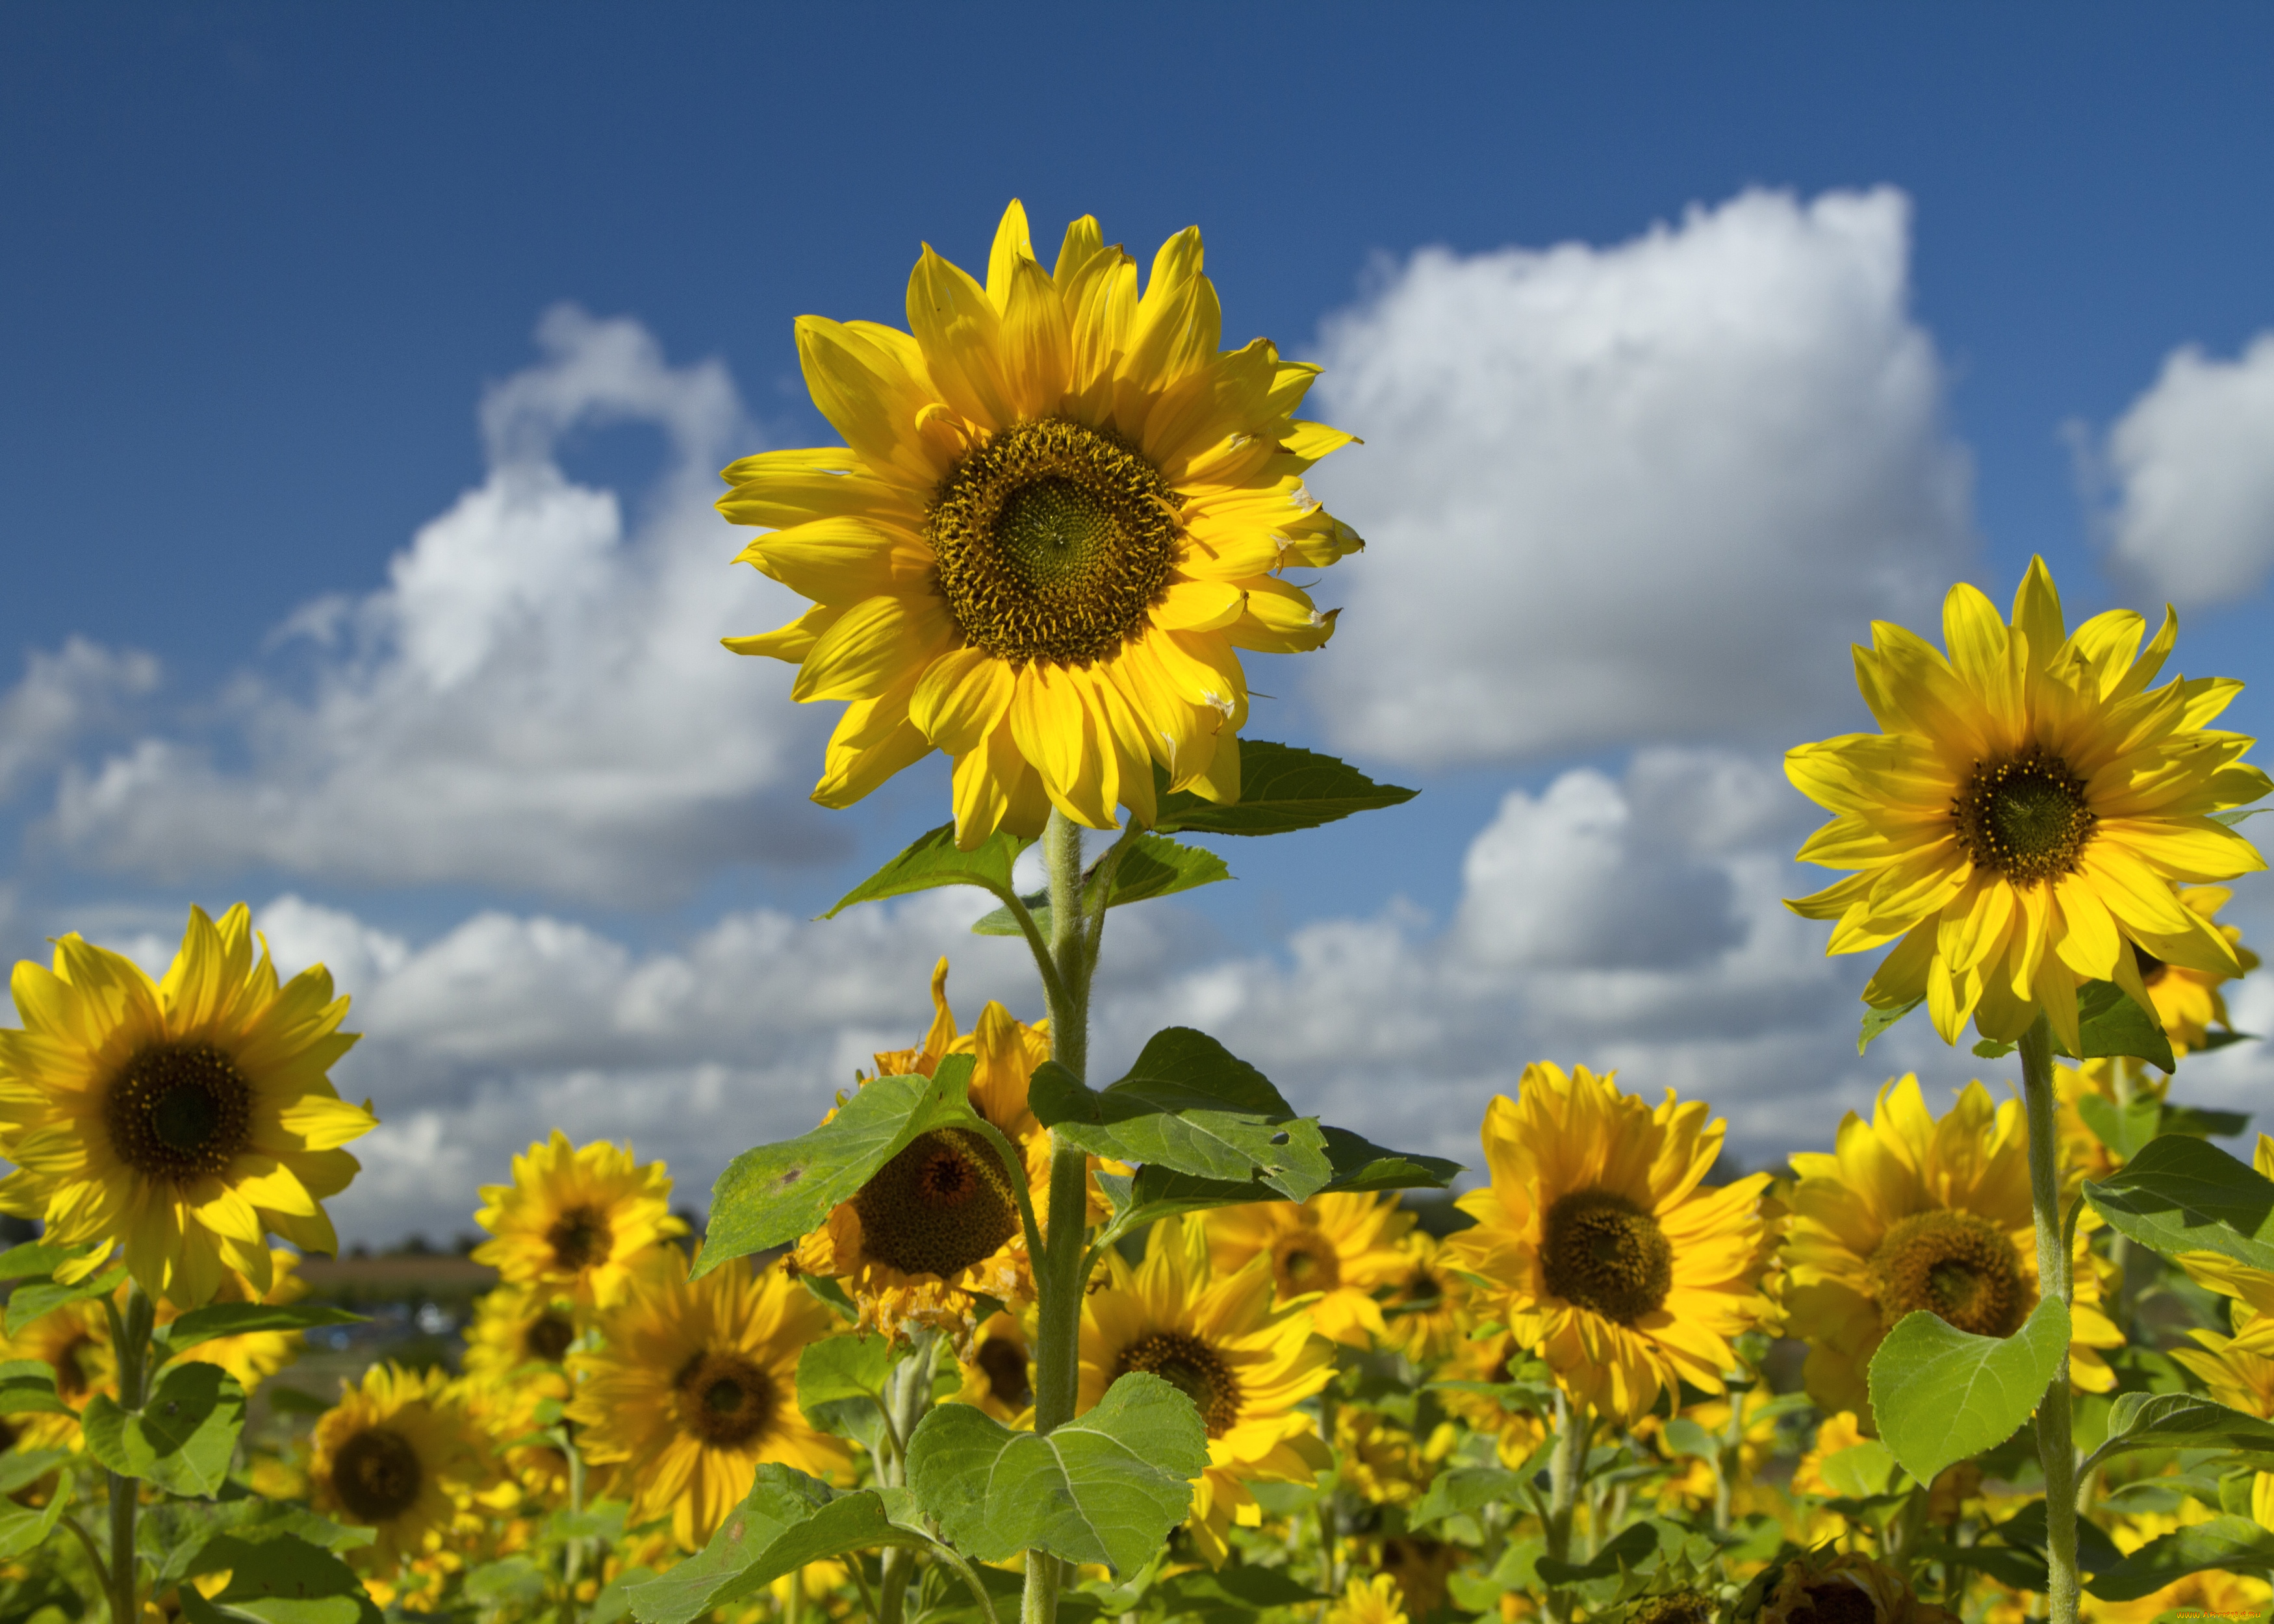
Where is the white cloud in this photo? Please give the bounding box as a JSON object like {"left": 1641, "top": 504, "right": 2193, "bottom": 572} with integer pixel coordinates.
{"left": 1305, "top": 186, "right": 1974, "bottom": 768}
{"left": 0, "top": 639, "right": 158, "bottom": 802}
{"left": 2102, "top": 333, "right": 2274, "bottom": 609}
{"left": 47, "top": 306, "right": 827, "bottom": 904}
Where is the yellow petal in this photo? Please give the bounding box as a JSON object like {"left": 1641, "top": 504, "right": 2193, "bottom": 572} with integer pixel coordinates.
{"left": 998, "top": 255, "right": 1072, "bottom": 422}
{"left": 792, "top": 594, "right": 953, "bottom": 703}
{"left": 985, "top": 199, "right": 1035, "bottom": 312}
{"left": 907, "top": 244, "right": 1014, "bottom": 433}
{"left": 911, "top": 646, "right": 1016, "bottom": 757}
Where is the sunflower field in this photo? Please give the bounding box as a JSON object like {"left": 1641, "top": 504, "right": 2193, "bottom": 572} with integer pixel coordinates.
{"left": 3, "top": 199, "right": 2274, "bottom": 1624}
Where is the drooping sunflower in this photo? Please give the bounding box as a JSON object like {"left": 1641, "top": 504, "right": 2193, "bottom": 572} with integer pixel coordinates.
{"left": 1205, "top": 1192, "right": 1414, "bottom": 1347}
{"left": 1741, "top": 1549, "right": 1952, "bottom": 1624}
{"left": 1780, "top": 1075, "right": 2122, "bottom": 1420}
{"left": 1079, "top": 1215, "right": 1333, "bottom": 1567}
{"left": 472, "top": 1132, "right": 686, "bottom": 1312}
{"left": 1378, "top": 1228, "right": 1474, "bottom": 1365}
{"left": 721, "top": 199, "right": 1364, "bottom": 846}
{"left": 2141, "top": 884, "right": 2259, "bottom": 1055}
{"left": 568, "top": 1252, "right": 849, "bottom": 1550}
{"left": 1785, "top": 557, "right": 2268, "bottom": 1050}
{"left": 0, "top": 904, "right": 374, "bottom": 1306}
{"left": 311, "top": 1364, "right": 491, "bottom": 1578}
{"left": 950, "top": 1309, "right": 1034, "bottom": 1424}
{"left": 1442, "top": 1063, "right": 1774, "bottom": 1426}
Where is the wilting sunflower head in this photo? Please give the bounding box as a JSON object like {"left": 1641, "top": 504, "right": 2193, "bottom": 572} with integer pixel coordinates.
{"left": 1203, "top": 1191, "right": 1415, "bottom": 1348}
{"left": 311, "top": 1364, "right": 488, "bottom": 1577}
{"left": 1786, "top": 556, "right": 2269, "bottom": 1051}
{"left": 472, "top": 1132, "right": 687, "bottom": 1311}
{"left": 721, "top": 199, "right": 1365, "bottom": 848}
{"left": 0, "top": 904, "right": 374, "bottom": 1307}
{"left": 1442, "top": 1063, "right": 1773, "bottom": 1427}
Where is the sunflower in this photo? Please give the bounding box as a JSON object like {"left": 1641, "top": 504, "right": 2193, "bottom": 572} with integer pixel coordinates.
{"left": 1079, "top": 1215, "right": 1333, "bottom": 1567}
{"left": 1379, "top": 1228, "right": 1474, "bottom": 1365}
{"left": 1745, "top": 1549, "right": 1951, "bottom": 1624}
{"left": 0, "top": 1296, "right": 113, "bottom": 1451}
{"left": 154, "top": 1247, "right": 308, "bottom": 1390}
{"left": 1205, "top": 1192, "right": 1413, "bottom": 1347}
{"left": 460, "top": 1284, "right": 581, "bottom": 1498}
{"left": 950, "top": 1309, "right": 1034, "bottom": 1424}
{"left": 1435, "top": 1329, "right": 1550, "bottom": 1467}
{"left": 472, "top": 1132, "right": 686, "bottom": 1312}
{"left": 1327, "top": 1575, "right": 1409, "bottom": 1624}
{"left": 0, "top": 904, "right": 373, "bottom": 1306}
{"left": 1786, "top": 558, "right": 2268, "bottom": 1049}
{"left": 1780, "top": 1075, "right": 2121, "bottom": 1421}
{"left": 2142, "top": 884, "right": 2259, "bottom": 1054}
{"left": 1332, "top": 1406, "right": 1450, "bottom": 1508}
{"left": 568, "top": 1252, "right": 849, "bottom": 1549}
{"left": 311, "top": 1364, "right": 490, "bottom": 1578}
{"left": 720, "top": 199, "right": 1364, "bottom": 846}
{"left": 1442, "top": 1063, "right": 1773, "bottom": 1426}
{"left": 2169, "top": 1317, "right": 2274, "bottom": 1526}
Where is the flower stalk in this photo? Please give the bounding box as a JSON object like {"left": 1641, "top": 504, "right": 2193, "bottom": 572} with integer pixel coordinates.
{"left": 100, "top": 1281, "right": 156, "bottom": 1624}
{"left": 2018, "top": 1013, "right": 2080, "bottom": 1624}
{"left": 1545, "top": 1386, "right": 1590, "bottom": 1624}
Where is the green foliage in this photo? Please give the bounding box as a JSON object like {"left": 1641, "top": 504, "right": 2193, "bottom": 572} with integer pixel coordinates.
{"left": 2081, "top": 1389, "right": 2274, "bottom": 1475}
{"left": 1320, "top": 1125, "right": 1463, "bottom": 1192}
{"left": 4, "top": 1261, "right": 129, "bottom": 1336}
{"left": 2075, "top": 1096, "right": 2164, "bottom": 1161}
{"left": 173, "top": 1530, "right": 382, "bottom": 1624}
{"left": 0, "top": 1453, "right": 70, "bottom": 1561}
{"left": 1858, "top": 997, "right": 1922, "bottom": 1054}
{"left": 796, "top": 1331, "right": 898, "bottom": 1453}
{"left": 1151, "top": 742, "right": 1418, "bottom": 837}
{"left": 2083, "top": 1514, "right": 2274, "bottom": 1601}
{"left": 1409, "top": 1466, "right": 1526, "bottom": 1529}
{"left": 0, "top": 1358, "right": 71, "bottom": 1416}
{"left": 2056, "top": 980, "right": 2177, "bottom": 1071}
{"left": 151, "top": 1302, "right": 366, "bottom": 1359}
{"left": 1867, "top": 1297, "right": 2069, "bottom": 1486}
{"left": 823, "top": 824, "right": 1033, "bottom": 919}
{"left": 2083, "top": 1133, "right": 2274, "bottom": 1269}
{"left": 81, "top": 1360, "right": 248, "bottom": 1497}
{"left": 970, "top": 834, "right": 1231, "bottom": 935}
{"left": 906, "top": 1371, "right": 1209, "bottom": 1576}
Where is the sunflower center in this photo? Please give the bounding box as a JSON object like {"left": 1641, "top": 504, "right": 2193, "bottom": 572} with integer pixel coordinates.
{"left": 1783, "top": 1579, "right": 1882, "bottom": 1624}
{"left": 1116, "top": 1330, "right": 1242, "bottom": 1438}
{"left": 928, "top": 417, "right": 1182, "bottom": 667}
{"left": 674, "top": 1351, "right": 777, "bottom": 1449}
{"left": 101, "top": 1041, "right": 254, "bottom": 1185}
{"left": 976, "top": 1332, "right": 1032, "bottom": 1411}
{"left": 1631, "top": 1592, "right": 1717, "bottom": 1624}
{"left": 1951, "top": 744, "right": 2097, "bottom": 884}
{"left": 546, "top": 1205, "right": 611, "bottom": 1273}
{"left": 331, "top": 1427, "right": 424, "bottom": 1523}
{"left": 1271, "top": 1232, "right": 1343, "bottom": 1298}
{"left": 850, "top": 1127, "right": 1021, "bottom": 1280}
{"left": 524, "top": 1312, "right": 576, "bottom": 1363}
{"left": 2134, "top": 946, "right": 2170, "bottom": 987}
{"left": 1395, "top": 1265, "right": 1444, "bottom": 1310}
{"left": 1541, "top": 1189, "right": 1674, "bottom": 1325}
{"left": 50, "top": 1334, "right": 98, "bottom": 1402}
{"left": 1868, "top": 1210, "right": 2031, "bottom": 1338}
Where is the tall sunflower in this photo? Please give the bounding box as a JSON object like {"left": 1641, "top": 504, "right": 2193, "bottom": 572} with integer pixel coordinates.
{"left": 1785, "top": 557, "right": 2267, "bottom": 1050}
{"left": 1204, "top": 1192, "right": 1414, "bottom": 1347}
{"left": 1079, "top": 1215, "right": 1333, "bottom": 1567}
{"left": 311, "top": 1364, "right": 491, "bottom": 1578}
{"left": 721, "top": 199, "right": 1364, "bottom": 846}
{"left": 460, "top": 1284, "right": 580, "bottom": 1500}
{"left": 568, "top": 1253, "right": 849, "bottom": 1549}
{"left": 0, "top": 904, "right": 374, "bottom": 1306}
{"left": 472, "top": 1133, "right": 686, "bottom": 1312}
{"left": 1442, "top": 1063, "right": 1773, "bottom": 1426}
{"left": 1780, "top": 1075, "right": 2122, "bottom": 1420}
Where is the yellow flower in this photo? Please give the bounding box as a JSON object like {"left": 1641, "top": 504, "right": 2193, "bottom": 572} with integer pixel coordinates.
{"left": 721, "top": 199, "right": 1364, "bottom": 846}
{"left": 154, "top": 1247, "right": 309, "bottom": 1391}
{"left": 1781, "top": 1075, "right": 2121, "bottom": 1421}
{"left": 311, "top": 1364, "right": 490, "bottom": 1578}
{"left": 461, "top": 1284, "right": 581, "bottom": 1499}
{"left": 0, "top": 1296, "right": 113, "bottom": 1451}
{"left": 567, "top": 1253, "right": 849, "bottom": 1550}
{"left": 1379, "top": 1229, "right": 1474, "bottom": 1365}
{"left": 1786, "top": 557, "right": 2268, "bottom": 1049}
{"left": 1443, "top": 1063, "right": 1773, "bottom": 1425}
{"left": 1788, "top": 1410, "right": 1869, "bottom": 1499}
{"left": 1205, "top": 1192, "right": 1413, "bottom": 1347}
{"left": 0, "top": 904, "right": 373, "bottom": 1306}
{"left": 2143, "top": 884, "right": 2260, "bottom": 1055}
{"left": 1435, "top": 1330, "right": 1550, "bottom": 1467}
{"left": 949, "top": 1310, "right": 1034, "bottom": 1425}
{"left": 2169, "top": 1317, "right": 2274, "bottom": 1527}
{"left": 1333, "top": 1406, "right": 1450, "bottom": 1507}
{"left": 1327, "top": 1575, "right": 1409, "bottom": 1624}
{"left": 472, "top": 1132, "right": 686, "bottom": 1312}
{"left": 1079, "top": 1215, "right": 1332, "bottom": 1567}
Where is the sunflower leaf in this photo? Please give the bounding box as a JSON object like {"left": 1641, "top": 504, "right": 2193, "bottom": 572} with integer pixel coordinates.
{"left": 1858, "top": 997, "right": 1921, "bottom": 1054}
{"left": 0, "top": 1360, "right": 71, "bottom": 1417}
{"left": 1867, "top": 1298, "right": 2069, "bottom": 1488}
{"left": 696, "top": 1054, "right": 978, "bottom": 1277}
{"left": 2058, "top": 980, "right": 2176, "bottom": 1071}
{"left": 2082, "top": 1134, "right": 2274, "bottom": 1270}
{"left": 1409, "top": 1467, "right": 1525, "bottom": 1530}
{"left": 823, "top": 824, "right": 1033, "bottom": 920}
{"left": 0, "top": 1467, "right": 69, "bottom": 1562}
{"left": 1320, "top": 1126, "right": 1461, "bottom": 1192}
{"left": 2161, "top": 1102, "right": 2252, "bottom": 1136}
{"left": 2082, "top": 1391, "right": 2274, "bottom": 1478}
{"left": 796, "top": 1334, "right": 897, "bottom": 1453}
{"left": 970, "top": 835, "right": 1230, "bottom": 935}
{"left": 152, "top": 1303, "right": 367, "bottom": 1361}
{"left": 81, "top": 1361, "right": 248, "bottom": 1497}
{"left": 2075, "top": 1096, "right": 2164, "bottom": 1162}
{"left": 905, "top": 1371, "right": 1208, "bottom": 1576}
{"left": 2083, "top": 1514, "right": 2274, "bottom": 1600}
{"left": 4, "top": 1261, "right": 129, "bottom": 1337}
{"left": 173, "top": 1530, "right": 382, "bottom": 1624}
{"left": 1151, "top": 741, "right": 1418, "bottom": 837}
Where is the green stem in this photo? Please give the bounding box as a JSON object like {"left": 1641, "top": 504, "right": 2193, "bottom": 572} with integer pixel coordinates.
{"left": 877, "top": 1334, "right": 941, "bottom": 1624}
{"left": 558, "top": 1421, "right": 586, "bottom": 1624}
{"left": 1545, "top": 1388, "right": 1590, "bottom": 1624}
{"left": 2019, "top": 1013, "right": 2080, "bottom": 1624}
{"left": 101, "top": 1282, "right": 156, "bottom": 1624}
{"left": 1313, "top": 1385, "right": 1338, "bottom": 1618}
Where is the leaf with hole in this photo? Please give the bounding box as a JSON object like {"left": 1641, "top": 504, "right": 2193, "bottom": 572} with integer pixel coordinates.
{"left": 2083, "top": 1134, "right": 2274, "bottom": 1270}
{"left": 971, "top": 834, "right": 1231, "bottom": 935}
{"left": 81, "top": 1360, "right": 248, "bottom": 1497}
{"left": 1150, "top": 741, "right": 1418, "bottom": 837}
{"left": 1868, "top": 1298, "right": 2069, "bottom": 1487}
{"left": 823, "top": 824, "right": 1031, "bottom": 919}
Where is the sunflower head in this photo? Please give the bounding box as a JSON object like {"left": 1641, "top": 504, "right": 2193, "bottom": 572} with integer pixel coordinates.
{"left": 951, "top": 1309, "right": 1035, "bottom": 1423}
{"left": 1787, "top": 556, "right": 2269, "bottom": 1050}
{"left": 1325, "top": 1575, "right": 1410, "bottom": 1624}
{"left": 2140, "top": 884, "right": 2260, "bottom": 1055}
{"left": 1204, "top": 1191, "right": 1416, "bottom": 1347}
{"left": 311, "top": 1364, "right": 490, "bottom": 1578}
{"left": 722, "top": 199, "right": 1364, "bottom": 847}
{"left": 0, "top": 904, "right": 374, "bottom": 1307}
{"left": 1380, "top": 1228, "right": 1474, "bottom": 1365}
{"left": 472, "top": 1132, "right": 686, "bottom": 1311}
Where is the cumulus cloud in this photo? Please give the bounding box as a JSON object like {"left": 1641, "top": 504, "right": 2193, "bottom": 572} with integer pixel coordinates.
{"left": 2102, "top": 333, "right": 2274, "bottom": 609}
{"left": 47, "top": 306, "right": 828, "bottom": 904}
{"left": 1306, "top": 186, "right": 1974, "bottom": 768}
{"left": 0, "top": 638, "right": 158, "bottom": 802}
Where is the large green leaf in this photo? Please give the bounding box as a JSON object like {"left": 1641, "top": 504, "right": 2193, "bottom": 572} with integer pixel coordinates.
{"left": 2082, "top": 1390, "right": 2274, "bottom": 1476}
{"left": 81, "top": 1360, "right": 248, "bottom": 1497}
{"left": 2075, "top": 1097, "right": 2164, "bottom": 1162}
{"left": 2056, "top": 980, "right": 2176, "bottom": 1071}
{"left": 1028, "top": 1030, "right": 1330, "bottom": 1199}
{"left": 2083, "top": 1134, "right": 2274, "bottom": 1270}
{"left": 0, "top": 1240, "right": 103, "bottom": 1282}
{"left": 175, "top": 1531, "right": 382, "bottom": 1624}
{"left": 4, "top": 1262, "right": 128, "bottom": 1336}
{"left": 906, "top": 1371, "right": 1208, "bottom": 1576}
{"left": 1868, "top": 1298, "right": 2069, "bottom": 1486}
{"left": 2084, "top": 1514, "right": 2274, "bottom": 1601}
{"left": 1151, "top": 742, "right": 1417, "bottom": 837}
{"left": 795, "top": 1333, "right": 897, "bottom": 1453}
{"left": 1408, "top": 1467, "right": 1524, "bottom": 1529}
{"left": 1533, "top": 1522, "right": 1659, "bottom": 1585}
{"left": 823, "top": 824, "right": 1032, "bottom": 919}
{"left": 2162, "top": 1103, "right": 2253, "bottom": 1137}
{"left": 153, "top": 1303, "right": 366, "bottom": 1360}
{"left": 698, "top": 1054, "right": 978, "bottom": 1276}
{"left": 1320, "top": 1126, "right": 1461, "bottom": 1192}
{"left": 0, "top": 1465, "right": 69, "bottom": 1561}
{"left": 971, "top": 835, "right": 1230, "bottom": 936}
{"left": 0, "top": 1359, "right": 70, "bottom": 1416}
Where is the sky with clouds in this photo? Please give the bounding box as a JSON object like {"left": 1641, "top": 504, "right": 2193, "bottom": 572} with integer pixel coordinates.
{"left": 5, "top": 5, "right": 2274, "bottom": 1244}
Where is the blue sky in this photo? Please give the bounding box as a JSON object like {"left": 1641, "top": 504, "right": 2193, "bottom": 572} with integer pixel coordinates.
{"left": 5, "top": 5, "right": 2273, "bottom": 1241}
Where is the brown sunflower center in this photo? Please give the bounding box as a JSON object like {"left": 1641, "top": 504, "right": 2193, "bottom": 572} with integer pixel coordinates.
{"left": 1271, "top": 1232, "right": 1343, "bottom": 1298}
{"left": 49, "top": 1334, "right": 99, "bottom": 1402}
{"left": 546, "top": 1204, "right": 611, "bottom": 1273}
{"left": 1951, "top": 744, "right": 2097, "bottom": 884}
{"left": 524, "top": 1312, "right": 576, "bottom": 1363}
{"left": 2134, "top": 946, "right": 2170, "bottom": 986}
{"left": 850, "top": 1126, "right": 1021, "bottom": 1280}
{"left": 928, "top": 416, "right": 1182, "bottom": 667}
{"left": 331, "top": 1427, "right": 424, "bottom": 1523}
{"left": 976, "top": 1332, "right": 1032, "bottom": 1411}
{"left": 1868, "top": 1210, "right": 2031, "bottom": 1338}
{"left": 1116, "top": 1330, "right": 1242, "bottom": 1438}
{"left": 1394, "top": 1264, "right": 1444, "bottom": 1311}
{"left": 1541, "top": 1189, "right": 1674, "bottom": 1325}
{"left": 674, "top": 1350, "right": 778, "bottom": 1449}
{"left": 1782, "top": 1579, "right": 1883, "bottom": 1624}
{"left": 101, "top": 1041, "right": 254, "bottom": 1184}
{"left": 1631, "top": 1592, "right": 1717, "bottom": 1624}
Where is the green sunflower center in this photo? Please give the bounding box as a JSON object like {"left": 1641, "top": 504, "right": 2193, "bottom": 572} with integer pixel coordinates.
{"left": 850, "top": 1127, "right": 1020, "bottom": 1280}
{"left": 1271, "top": 1231, "right": 1343, "bottom": 1297}
{"left": 674, "top": 1350, "right": 778, "bottom": 1449}
{"left": 546, "top": 1204, "right": 611, "bottom": 1273}
{"left": 976, "top": 1330, "right": 1032, "bottom": 1411}
{"left": 102, "top": 1041, "right": 254, "bottom": 1184}
{"left": 1116, "top": 1330, "right": 1242, "bottom": 1438}
{"left": 331, "top": 1426, "right": 424, "bottom": 1523}
{"left": 1630, "top": 1591, "right": 1717, "bottom": 1624}
{"left": 1868, "top": 1210, "right": 2030, "bottom": 1338}
{"left": 1951, "top": 744, "right": 2097, "bottom": 884}
{"left": 928, "top": 416, "right": 1182, "bottom": 667}
{"left": 1540, "top": 1189, "right": 1674, "bottom": 1325}
{"left": 524, "top": 1312, "right": 576, "bottom": 1364}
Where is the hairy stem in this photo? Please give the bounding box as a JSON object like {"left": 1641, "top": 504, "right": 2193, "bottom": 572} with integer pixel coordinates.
{"left": 103, "top": 1283, "right": 157, "bottom": 1624}
{"left": 2019, "top": 1013, "right": 2080, "bottom": 1624}
{"left": 877, "top": 1334, "right": 941, "bottom": 1624}
{"left": 558, "top": 1421, "right": 587, "bottom": 1624}
{"left": 1545, "top": 1388, "right": 1590, "bottom": 1624}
